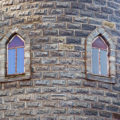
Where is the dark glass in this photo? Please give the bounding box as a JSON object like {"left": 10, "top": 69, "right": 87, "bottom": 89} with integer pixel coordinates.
{"left": 8, "top": 36, "right": 24, "bottom": 49}
{"left": 92, "top": 37, "right": 107, "bottom": 49}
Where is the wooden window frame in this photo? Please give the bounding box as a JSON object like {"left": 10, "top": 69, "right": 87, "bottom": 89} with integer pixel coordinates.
{"left": 91, "top": 36, "right": 109, "bottom": 76}
{"left": 7, "top": 35, "right": 25, "bottom": 76}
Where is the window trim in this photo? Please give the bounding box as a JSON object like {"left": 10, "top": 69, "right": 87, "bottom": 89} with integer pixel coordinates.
{"left": 7, "top": 35, "right": 25, "bottom": 75}
{"left": 91, "top": 36, "right": 109, "bottom": 76}
{"left": 85, "top": 27, "right": 116, "bottom": 83}
{"left": 0, "top": 28, "right": 31, "bottom": 83}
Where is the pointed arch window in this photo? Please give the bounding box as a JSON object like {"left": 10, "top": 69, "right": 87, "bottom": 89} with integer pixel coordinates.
{"left": 92, "top": 36, "right": 109, "bottom": 76}
{"left": 7, "top": 35, "right": 24, "bottom": 75}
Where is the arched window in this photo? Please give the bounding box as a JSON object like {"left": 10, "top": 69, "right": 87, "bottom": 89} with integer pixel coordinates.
{"left": 7, "top": 35, "right": 24, "bottom": 75}
{"left": 92, "top": 36, "right": 109, "bottom": 76}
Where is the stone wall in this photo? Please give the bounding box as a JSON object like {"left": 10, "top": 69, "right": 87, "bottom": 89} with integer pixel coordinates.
{"left": 0, "top": 0, "right": 119, "bottom": 120}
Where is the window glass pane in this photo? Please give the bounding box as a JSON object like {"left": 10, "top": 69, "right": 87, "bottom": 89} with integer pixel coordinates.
{"left": 100, "top": 50, "right": 107, "bottom": 76}
{"left": 92, "top": 37, "right": 107, "bottom": 49}
{"left": 92, "top": 48, "right": 99, "bottom": 74}
{"left": 17, "top": 48, "right": 24, "bottom": 74}
{"left": 8, "top": 49, "right": 16, "bottom": 74}
{"left": 8, "top": 36, "right": 24, "bottom": 49}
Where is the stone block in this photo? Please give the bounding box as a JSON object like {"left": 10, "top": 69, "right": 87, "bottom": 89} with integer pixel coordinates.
{"left": 31, "top": 37, "right": 49, "bottom": 44}
{"left": 36, "top": 94, "right": 49, "bottom": 100}
{"left": 112, "top": 85, "right": 120, "bottom": 92}
{"left": 42, "top": 87, "right": 56, "bottom": 93}
{"left": 40, "top": 2, "right": 54, "bottom": 8}
{"left": 66, "top": 52, "right": 82, "bottom": 58}
{"left": 78, "top": 0, "right": 92, "bottom": 3}
{"left": 80, "top": 10, "right": 94, "bottom": 17}
{"left": 57, "top": 16, "right": 72, "bottom": 22}
{"left": 106, "top": 92, "right": 118, "bottom": 98}
{"left": 84, "top": 109, "right": 98, "bottom": 116}
{"left": 20, "top": 109, "right": 34, "bottom": 116}
{"left": 20, "top": 80, "right": 33, "bottom": 87}
{"left": 94, "top": 0, "right": 106, "bottom": 5}
{"left": 59, "top": 30, "right": 74, "bottom": 36}
{"left": 68, "top": 109, "right": 83, "bottom": 115}
{"left": 37, "top": 109, "right": 49, "bottom": 114}
{"left": 114, "top": 0, "right": 120, "bottom": 3}
{"left": 59, "top": 44, "right": 74, "bottom": 51}
{"left": 53, "top": 109, "right": 66, "bottom": 114}
{"left": 34, "top": 51, "right": 48, "bottom": 57}
{"left": 98, "top": 83, "right": 111, "bottom": 90}
{"left": 82, "top": 24, "right": 96, "bottom": 31}
{"left": 51, "top": 65, "right": 66, "bottom": 71}
{"left": 103, "top": 21, "right": 115, "bottom": 29}
{"left": 74, "top": 88, "right": 89, "bottom": 94}
{"left": 27, "top": 102, "right": 41, "bottom": 107}
{"left": 101, "top": 7, "right": 113, "bottom": 14}
{"left": 42, "top": 16, "right": 56, "bottom": 22}
{"left": 26, "top": 117, "right": 40, "bottom": 120}
{"left": 36, "top": 66, "right": 49, "bottom": 71}
{"left": 51, "top": 36, "right": 66, "bottom": 43}
{"left": 89, "top": 19, "right": 102, "bottom": 25}
{"left": 107, "top": 1, "right": 119, "bottom": 9}
{"left": 26, "top": 88, "right": 41, "bottom": 94}
{"left": 71, "top": 2, "right": 85, "bottom": 9}
{"left": 4, "top": 111, "right": 18, "bottom": 117}
{"left": 91, "top": 103, "right": 105, "bottom": 110}
{"left": 95, "top": 13, "right": 108, "bottom": 20}
{"left": 68, "top": 80, "right": 81, "bottom": 86}
{"left": 66, "top": 37, "right": 81, "bottom": 44}
{"left": 0, "top": 90, "right": 9, "bottom": 97}
{"left": 59, "top": 72, "right": 74, "bottom": 79}
{"left": 109, "top": 15, "right": 120, "bottom": 23}
{"left": 65, "top": 9, "right": 79, "bottom": 16}
{"left": 106, "top": 105, "right": 119, "bottom": 112}
{"left": 56, "top": 2, "right": 70, "bottom": 8}
{"left": 43, "top": 29, "right": 58, "bottom": 36}
{"left": 41, "top": 58, "right": 58, "bottom": 64}
{"left": 44, "top": 44, "right": 58, "bottom": 50}
{"left": 83, "top": 81, "right": 96, "bottom": 88}
{"left": 35, "top": 80, "right": 50, "bottom": 86}
{"left": 11, "top": 89, "right": 25, "bottom": 96}
{"left": 32, "top": 45, "right": 42, "bottom": 51}
{"left": 113, "top": 100, "right": 120, "bottom": 106}
{"left": 75, "top": 30, "right": 90, "bottom": 37}
{"left": 86, "top": 5, "right": 100, "bottom": 12}
{"left": 52, "top": 80, "right": 66, "bottom": 85}
{"left": 43, "top": 72, "right": 58, "bottom": 79}
{"left": 11, "top": 102, "right": 25, "bottom": 109}
{"left": 99, "top": 111, "right": 112, "bottom": 118}
{"left": 67, "top": 23, "right": 81, "bottom": 29}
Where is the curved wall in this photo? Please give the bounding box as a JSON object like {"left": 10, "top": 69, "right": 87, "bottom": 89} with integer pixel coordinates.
{"left": 0, "top": 0, "right": 119, "bottom": 120}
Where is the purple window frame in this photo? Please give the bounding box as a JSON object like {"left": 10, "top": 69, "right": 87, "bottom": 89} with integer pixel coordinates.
{"left": 92, "top": 36, "right": 109, "bottom": 76}
{"left": 7, "top": 35, "right": 25, "bottom": 75}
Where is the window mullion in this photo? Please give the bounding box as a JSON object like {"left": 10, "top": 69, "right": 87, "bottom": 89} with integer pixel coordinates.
{"left": 99, "top": 49, "right": 101, "bottom": 75}
{"left": 15, "top": 48, "right": 17, "bottom": 73}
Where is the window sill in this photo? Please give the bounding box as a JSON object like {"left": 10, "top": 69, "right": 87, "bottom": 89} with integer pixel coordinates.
{"left": 6, "top": 73, "right": 25, "bottom": 77}
{"left": 0, "top": 74, "right": 31, "bottom": 83}
{"left": 86, "top": 73, "right": 116, "bottom": 84}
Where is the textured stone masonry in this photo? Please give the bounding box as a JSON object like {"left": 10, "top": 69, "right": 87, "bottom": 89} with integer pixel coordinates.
{"left": 0, "top": 0, "right": 119, "bottom": 120}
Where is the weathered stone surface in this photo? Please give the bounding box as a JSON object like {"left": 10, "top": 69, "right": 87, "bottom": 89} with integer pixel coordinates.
{"left": 0, "top": 0, "right": 119, "bottom": 120}
{"left": 103, "top": 21, "right": 115, "bottom": 29}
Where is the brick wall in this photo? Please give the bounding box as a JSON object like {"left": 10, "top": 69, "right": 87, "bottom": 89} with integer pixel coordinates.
{"left": 0, "top": 0, "right": 119, "bottom": 120}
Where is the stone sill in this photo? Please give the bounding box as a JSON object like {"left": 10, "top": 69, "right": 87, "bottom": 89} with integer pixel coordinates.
{"left": 86, "top": 73, "right": 116, "bottom": 84}
{"left": 0, "top": 74, "right": 31, "bottom": 83}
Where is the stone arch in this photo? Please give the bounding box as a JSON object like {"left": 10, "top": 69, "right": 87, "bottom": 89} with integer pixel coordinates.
{"left": 86, "top": 27, "right": 116, "bottom": 81}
